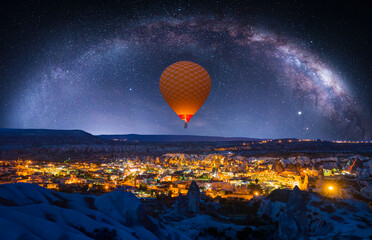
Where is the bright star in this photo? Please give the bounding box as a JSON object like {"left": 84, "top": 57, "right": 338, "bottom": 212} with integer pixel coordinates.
{"left": 298, "top": 111, "right": 302, "bottom": 115}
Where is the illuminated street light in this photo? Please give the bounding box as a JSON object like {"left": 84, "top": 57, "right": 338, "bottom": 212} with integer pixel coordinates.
{"left": 328, "top": 185, "right": 334, "bottom": 191}
{"left": 254, "top": 191, "right": 259, "bottom": 196}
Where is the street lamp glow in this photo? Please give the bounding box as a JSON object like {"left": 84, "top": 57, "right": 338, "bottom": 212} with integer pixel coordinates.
{"left": 254, "top": 191, "right": 259, "bottom": 196}
{"left": 328, "top": 185, "right": 334, "bottom": 191}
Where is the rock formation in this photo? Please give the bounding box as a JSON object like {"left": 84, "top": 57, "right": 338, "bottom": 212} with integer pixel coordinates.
{"left": 186, "top": 181, "right": 200, "bottom": 213}
{"left": 175, "top": 193, "right": 187, "bottom": 215}
{"left": 278, "top": 186, "right": 309, "bottom": 240}
{"left": 272, "top": 160, "right": 285, "bottom": 172}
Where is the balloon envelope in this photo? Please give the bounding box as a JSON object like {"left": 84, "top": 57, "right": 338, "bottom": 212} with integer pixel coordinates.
{"left": 159, "top": 61, "right": 211, "bottom": 124}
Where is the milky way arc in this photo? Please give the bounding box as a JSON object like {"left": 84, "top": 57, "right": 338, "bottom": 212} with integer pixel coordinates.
{"left": 8, "top": 17, "right": 369, "bottom": 139}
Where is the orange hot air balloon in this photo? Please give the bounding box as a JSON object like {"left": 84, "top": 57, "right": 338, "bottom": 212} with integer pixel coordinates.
{"left": 159, "top": 61, "right": 211, "bottom": 128}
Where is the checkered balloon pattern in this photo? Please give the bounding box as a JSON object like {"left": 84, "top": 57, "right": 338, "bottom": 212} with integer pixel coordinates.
{"left": 159, "top": 61, "right": 211, "bottom": 123}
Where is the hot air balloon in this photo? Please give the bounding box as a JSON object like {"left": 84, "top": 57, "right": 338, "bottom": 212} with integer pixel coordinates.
{"left": 159, "top": 61, "right": 211, "bottom": 128}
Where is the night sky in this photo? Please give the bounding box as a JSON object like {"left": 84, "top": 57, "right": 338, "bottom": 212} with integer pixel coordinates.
{"left": 0, "top": 0, "right": 371, "bottom": 140}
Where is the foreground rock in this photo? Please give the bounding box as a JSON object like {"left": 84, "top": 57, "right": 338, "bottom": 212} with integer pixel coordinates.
{"left": 257, "top": 187, "right": 372, "bottom": 239}
{"left": 0, "top": 183, "right": 186, "bottom": 240}
{"left": 186, "top": 181, "right": 201, "bottom": 213}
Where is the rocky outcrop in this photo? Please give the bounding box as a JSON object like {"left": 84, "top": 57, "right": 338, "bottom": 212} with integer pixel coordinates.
{"left": 278, "top": 186, "right": 309, "bottom": 240}
{"left": 175, "top": 193, "right": 187, "bottom": 215}
{"left": 0, "top": 183, "right": 181, "bottom": 240}
{"left": 272, "top": 160, "right": 285, "bottom": 172}
{"left": 186, "top": 181, "right": 200, "bottom": 213}
{"left": 256, "top": 187, "right": 372, "bottom": 239}
{"left": 360, "top": 185, "right": 372, "bottom": 200}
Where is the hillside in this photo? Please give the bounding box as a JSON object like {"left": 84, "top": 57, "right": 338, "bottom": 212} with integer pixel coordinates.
{"left": 0, "top": 128, "right": 107, "bottom": 147}
{"left": 0, "top": 183, "right": 186, "bottom": 240}
{"left": 98, "top": 134, "right": 260, "bottom": 143}
{"left": 0, "top": 128, "right": 371, "bottom": 161}
{"left": 0, "top": 183, "right": 371, "bottom": 239}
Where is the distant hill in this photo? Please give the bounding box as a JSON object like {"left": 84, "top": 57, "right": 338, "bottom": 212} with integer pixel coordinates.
{"left": 0, "top": 128, "right": 106, "bottom": 147}
{"left": 98, "top": 134, "right": 261, "bottom": 142}
{"left": 0, "top": 128, "right": 261, "bottom": 148}
{"left": 0, "top": 128, "right": 371, "bottom": 160}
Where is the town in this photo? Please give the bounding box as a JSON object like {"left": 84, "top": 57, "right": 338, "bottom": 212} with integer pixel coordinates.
{"left": 0, "top": 153, "right": 362, "bottom": 200}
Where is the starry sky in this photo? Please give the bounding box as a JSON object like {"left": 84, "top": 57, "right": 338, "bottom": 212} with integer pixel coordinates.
{"left": 0, "top": 0, "right": 371, "bottom": 140}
